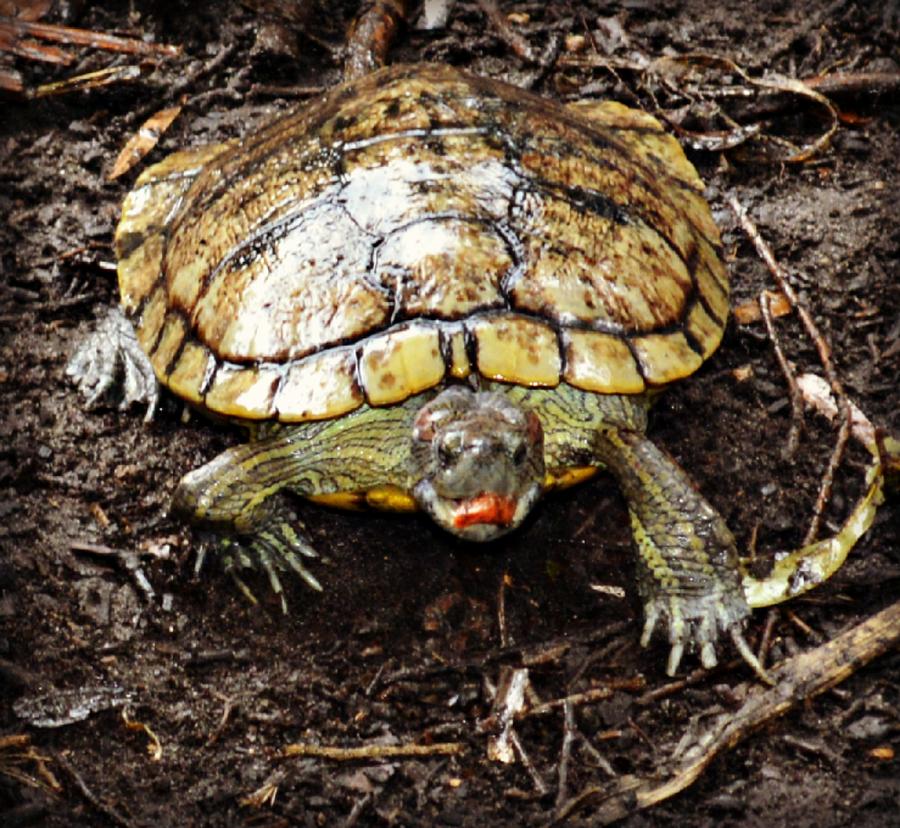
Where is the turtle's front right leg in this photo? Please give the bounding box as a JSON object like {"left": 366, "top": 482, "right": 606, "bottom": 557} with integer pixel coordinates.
{"left": 172, "top": 432, "right": 325, "bottom": 609}
{"left": 171, "top": 402, "right": 415, "bottom": 609}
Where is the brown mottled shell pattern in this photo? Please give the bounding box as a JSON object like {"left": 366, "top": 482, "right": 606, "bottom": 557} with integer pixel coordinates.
{"left": 115, "top": 63, "right": 728, "bottom": 423}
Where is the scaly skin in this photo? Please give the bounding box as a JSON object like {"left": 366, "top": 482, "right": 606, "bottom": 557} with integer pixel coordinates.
{"left": 172, "top": 383, "right": 750, "bottom": 675}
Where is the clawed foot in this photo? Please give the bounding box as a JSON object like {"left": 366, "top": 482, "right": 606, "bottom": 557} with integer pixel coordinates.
{"left": 640, "top": 589, "right": 773, "bottom": 684}
{"left": 67, "top": 307, "right": 159, "bottom": 420}
{"left": 194, "top": 517, "right": 322, "bottom": 613}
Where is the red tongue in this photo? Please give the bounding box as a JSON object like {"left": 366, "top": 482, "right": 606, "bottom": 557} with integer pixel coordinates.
{"left": 453, "top": 493, "right": 517, "bottom": 529}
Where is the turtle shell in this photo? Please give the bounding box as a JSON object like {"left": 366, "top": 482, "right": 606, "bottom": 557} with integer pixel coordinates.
{"left": 115, "top": 63, "right": 728, "bottom": 423}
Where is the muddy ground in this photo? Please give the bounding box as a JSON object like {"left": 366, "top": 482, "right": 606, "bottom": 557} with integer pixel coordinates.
{"left": 1, "top": 1, "right": 898, "bottom": 826}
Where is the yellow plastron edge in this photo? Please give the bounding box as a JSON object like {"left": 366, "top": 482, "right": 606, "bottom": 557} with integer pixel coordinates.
{"left": 308, "top": 485, "right": 418, "bottom": 513}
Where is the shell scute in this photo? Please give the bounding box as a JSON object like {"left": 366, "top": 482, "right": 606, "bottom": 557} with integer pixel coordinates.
{"left": 117, "top": 63, "right": 728, "bottom": 422}
{"left": 274, "top": 348, "right": 362, "bottom": 423}
{"left": 562, "top": 330, "right": 645, "bottom": 394}
{"left": 360, "top": 323, "right": 446, "bottom": 406}
{"left": 204, "top": 363, "right": 282, "bottom": 420}
{"left": 469, "top": 315, "right": 561, "bottom": 387}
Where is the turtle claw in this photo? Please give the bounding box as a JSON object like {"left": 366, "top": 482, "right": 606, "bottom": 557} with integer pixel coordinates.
{"left": 67, "top": 307, "right": 159, "bottom": 420}
{"left": 194, "top": 516, "right": 323, "bottom": 612}
{"left": 667, "top": 642, "right": 685, "bottom": 677}
{"left": 640, "top": 587, "right": 753, "bottom": 678}
{"left": 699, "top": 641, "right": 717, "bottom": 670}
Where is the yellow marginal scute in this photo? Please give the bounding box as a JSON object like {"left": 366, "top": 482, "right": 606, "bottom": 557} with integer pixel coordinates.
{"left": 631, "top": 331, "right": 703, "bottom": 386}
{"left": 117, "top": 231, "right": 164, "bottom": 314}
{"left": 685, "top": 302, "right": 723, "bottom": 359}
{"left": 694, "top": 233, "right": 729, "bottom": 297}
{"left": 275, "top": 348, "right": 362, "bottom": 422}
{"left": 360, "top": 324, "right": 446, "bottom": 406}
{"left": 167, "top": 340, "right": 214, "bottom": 405}
{"left": 567, "top": 99, "right": 705, "bottom": 195}
{"left": 470, "top": 314, "right": 561, "bottom": 386}
{"left": 116, "top": 142, "right": 234, "bottom": 316}
{"left": 204, "top": 363, "right": 281, "bottom": 420}
{"left": 562, "top": 329, "right": 645, "bottom": 394}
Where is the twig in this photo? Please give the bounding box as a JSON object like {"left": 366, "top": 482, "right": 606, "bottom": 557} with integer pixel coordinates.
{"left": 70, "top": 541, "right": 156, "bottom": 601}
{"left": 123, "top": 41, "right": 239, "bottom": 127}
{"left": 575, "top": 730, "right": 616, "bottom": 778}
{"left": 498, "top": 572, "right": 511, "bottom": 647}
{"left": 551, "top": 600, "right": 900, "bottom": 825}
{"left": 522, "top": 686, "right": 616, "bottom": 719}
{"left": 0, "top": 16, "right": 181, "bottom": 57}
{"left": 786, "top": 609, "right": 824, "bottom": 644}
{"left": 759, "top": 290, "right": 804, "bottom": 457}
{"left": 804, "top": 415, "right": 852, "bottom": 545}
{"left": 555, "top": 701, "right": 576, "bottom": 810}
{"left": 757, "top": 608, "right": 780, "bottom": 671}
{"left": 375, "top": 622, "right": 632, "bottom": 690}
{"left": 249, "top": 83, "right": 326, "bottom": 99}
{"left": 240, "top": 774, "right": 282, "bottom": 808}
{"left": 803, "top": 71, "right": 900, "bottom": 99}
{"left": 282, "top": 741, "right": 464, "bottom": 760}
{"left": 365, "top": 660, "right": 389, "bottom": 697}
{"left": 483, "top": 667, "right": 530, "bottom": 762}
{"left": 206, "top": 692, "right": 238, "bottom": 746}
{"left": 781, "top": 734, "right": 841, "bottom": 765}
{"left": 634, "top": 663, "right": 712, "bottom": 706}
{"left": 476, "top": 0, "right": 538, "bottom": 64}
{"left": 343, "top": 792, "right": 374, "bottom": 828}
{"left": 727, "top": 194, "right": 852, "bottom": 544}
{"left": 344, "top": 0, "right": 408, "bottom": 81}
{"left": 511, "top": 730, "right": 549, "bottom": 796}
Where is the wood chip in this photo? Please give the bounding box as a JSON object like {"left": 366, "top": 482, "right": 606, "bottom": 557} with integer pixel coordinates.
{"left": 733, "top": 290, "right": 792, "bottom": 324}
{"left": 108, "top": 105, "right": 183, "bottom": 180}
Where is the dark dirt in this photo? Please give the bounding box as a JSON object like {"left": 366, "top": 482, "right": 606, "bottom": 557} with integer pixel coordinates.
{"left": 1, "top": 1, "right": 898, "bottom": 826}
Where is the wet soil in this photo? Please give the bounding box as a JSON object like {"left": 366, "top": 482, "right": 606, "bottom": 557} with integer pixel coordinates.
{"left": 1, "top": 1, "right": 898, "bottom": 826}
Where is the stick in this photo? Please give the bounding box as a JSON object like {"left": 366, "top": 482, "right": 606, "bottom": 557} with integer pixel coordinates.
{"left": 344, "top": 0, "right": 407, "bottom": 81}
{"left": 727, "top": 194, "right": 852, "bottom": 544}
{"left": 759, "top": 290, "right": 804, "bottom": 457}
{"left": 282, "top": 741, "right": 463, "bottom": 760}
{"left": 552, "top": 600, "right": 900, "bottom": 825}
{"left": 0, "top": 16, "right": 180, "bottom": 57}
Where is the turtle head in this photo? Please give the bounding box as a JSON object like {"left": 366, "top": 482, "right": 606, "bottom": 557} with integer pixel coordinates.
{"left": 410, "top": 387, "right": 545, "bottom": 542}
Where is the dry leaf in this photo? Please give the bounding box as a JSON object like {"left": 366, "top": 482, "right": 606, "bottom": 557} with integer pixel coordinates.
{"left": 733, "top": 290, "right": 792, "bottom": 324}
{"left": 108, "top": 105, "right": 182, "bottom": 180}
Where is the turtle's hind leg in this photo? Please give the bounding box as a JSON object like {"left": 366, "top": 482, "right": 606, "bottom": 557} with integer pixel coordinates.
{"left": 67, "top": 308, "right": 159, "bottom": 420}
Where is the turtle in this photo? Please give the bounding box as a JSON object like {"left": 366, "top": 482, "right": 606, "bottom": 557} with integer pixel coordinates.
{"left": 68, "top": 62, "right": 760, "bottom": 677}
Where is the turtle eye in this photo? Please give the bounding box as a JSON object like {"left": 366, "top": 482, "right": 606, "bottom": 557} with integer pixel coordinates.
{"left": 437, "top": 441, "right": 457, "bottom": 467}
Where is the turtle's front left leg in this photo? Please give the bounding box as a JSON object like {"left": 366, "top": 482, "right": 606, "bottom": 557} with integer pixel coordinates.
{"left": 596, "top": 427, "right": 768, "bottom": 680}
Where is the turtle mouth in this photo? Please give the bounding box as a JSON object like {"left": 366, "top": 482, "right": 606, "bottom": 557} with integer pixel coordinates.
{"left": 451, "top": 493, "right": 518, "bottom": 529}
